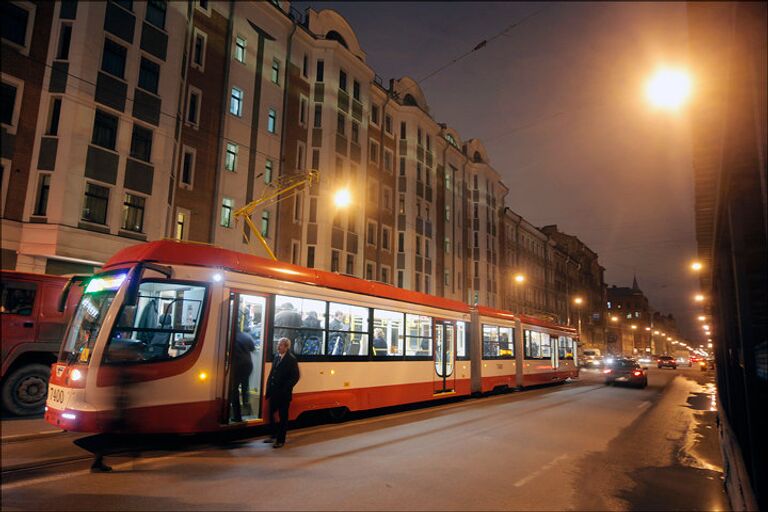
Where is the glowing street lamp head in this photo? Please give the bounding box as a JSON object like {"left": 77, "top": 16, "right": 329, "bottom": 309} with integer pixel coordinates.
{"left": 514, "top": 273, "right": 526, "bottom": 284}
{"left": 646, "top": 68, "right": 692, "bottom": 109}
{"left": 694, "top": 294, "right": 705, "bottom": 302}
{"left": 573, "top": 297, "right": 584, "bottom": 305}
{"left": 611, "top": 316, "right": 619, "bottom": 322}
{"left": 334, "top": 188, "right": 351, "bottom": 208}
{"left": 631, "top": 324, "right": 638, "bottom": 330}
{"left": 697, "top": 315, "right": 706, "bottom": 322}
{"left": 690, "top": 261, "right": 703, "bottom": 272}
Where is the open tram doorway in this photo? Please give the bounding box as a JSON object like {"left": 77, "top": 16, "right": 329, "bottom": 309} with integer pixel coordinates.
{"left": 434, "top": 320, "right": 456, "bottom": 394}
{"left": 226, "top": 293, "right": 267, "bottom": 424}
{"left": 550, "top": 334, "right": 561, "bottom": 372}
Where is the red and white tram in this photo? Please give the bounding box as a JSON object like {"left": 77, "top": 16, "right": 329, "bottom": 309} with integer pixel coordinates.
{"left": 45, "top": 241, "right": 578, "bottom": 434}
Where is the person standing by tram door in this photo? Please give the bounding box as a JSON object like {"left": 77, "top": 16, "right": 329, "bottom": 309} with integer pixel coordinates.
{"left": 263, "top": 338, "right": 300, "bottom": 448}
{"left": 230, "top": 326, "right": 256, "bottom": 422}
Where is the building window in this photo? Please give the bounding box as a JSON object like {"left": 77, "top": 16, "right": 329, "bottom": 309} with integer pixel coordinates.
{"left": 426, "top": 134, "right": 431, "bottom": 151}
{"left": 229, "top": 87, "right": 243, "bottom": 116}
{"left": 1, "top": 2, "right": 31, "bottom": 48}
{"left": 416, "top": 235, "right": 422, "bottom": 255}
{"left": 56, "top": 24, "right": 72, "bottom": 60}
{"left": 398, "top": 195, "right": 405, "bottom": 214}
{"left": 366, "top": 221, "right": 377, "bottom": 246}
{"left": 351, "top": 121, "right": 359, "bottom": 144}
{"left": 316, "top": 60, "right": 324, "bottom": 82}
{"left": 382, "top": 186, "right": 392, "bottom": 211}
{"left": 299, "top": 96, "right": 307, "bottom": 126}
{"left": 369, "top": 140, "right": 379, "bottom": 164}
{"left": 192, "top": 31, "right": 206, "bottom": 69}
{"left": 346, "top": 254, "right": 355, "bottom": 275}
{"left": 365, "top": 262, "right": 374, "bottom": 280}
{"left": 384, "top": 114, "right": 392, "bottom": 134}
{"left": 296, "top": 141, "right": 305, "bottom": 170}
{"left": 382, "top": 226, "right": 391, "bottom": 251}
{"left": 380, "top": 266, "right": 390, "bottom": 284}
{"left": 92, "top": 110, "right": 118, "bottom": 150}
{"left": 181, "top": 147, "right": 195, "bottom": 188}
{"left": 267, "top": 109, "right": 277, "bottom": 133}
{"left": 46, "top": 97, "right": 62, "bottom": 136}
{"left": 353, "top": 80, "right": 360, "bottom": 101}
{"left": 101, "top": 38, "right": 127, "bottom": 79}
{"left": 33, "top": 174, "right": 51, "bottom": 216}
{"left": 400, "top": 121, "right": 406, "bottom": 139}
{"left": 292, "top": 194, "right": 301, "bottom": 222}
{"left": 175, "top": 211, "right": 188, "bottom": 240}
{"left": 138, "top": 58, "right": 160, "bottom": 94}
{"left": 399, "top": 156, "right": 406, "bottom": 176}
{"left": 225, "top": 142, "right": 238, "bottom": 171}
{"left": 306, "top": 246, "right": 315, "bottom": 268}
{"left": 302, "top": 54, "right": 308, "bottom": 78}
{"left": 371, "top": 104, "right": 380, "bottom": 125}
{"left": 397, "top": 270, "right": 404, "bottom": 288}
{"left": 271, "top": 58, "right": 280, "bottom": 84}
{"left": 264, "top": 159, "right": 273, "bottom": 183}
{"left": 444, "top": 271, "right": 450, "bottom": 286}
{"left": 220, "top": 197, "right": 234, "bottom": 228}
{"left": 398, "top": 232, "right": 405, "bottom": 252}
{"left": 415, "top": 273, "right": 421, "bottom": 292}
{"left": 234, "top": 36, "right": 246, "bottom": 63}
{"left": 383, "top": 148, "right": 393, "bottom": 173}
{"left": 260, "top": 210, "right": 270, "bottom": 237}
{"left": 336, "top": 112, "right": 346, "bottom": 136}
{"left": 122, "top": 193, "right": 146, "bottom": 232}
{"left": 82, "top": 183, "right": 109, "bottom": 225}
{"left": 331, "top": 250, "right": 340, "bottom": 272}
{"left": 113, "top": 0, "right": 133, "bottom": 11}
{"left": 130, "top": 125, "right": 153, "bottom": 162}
{"left": 425, "top": 275, "right": 431, "bottom": 295}
{"left": 145, "top": 0, "right": 167, "bottom": 30}
{"left": 187, "top": 88, "right": 201, "bottom": 126}
{"left": 313, "top": 104, "right": 322, "bottom": 128}
{"left": 291, "top": 241, "right": 300, "bottom": 265}
{"left": 311, "top": 149, "right": 320, "bottom": 170}
{"left": 1, "top": 82, "right": 18, "bottom": 126}
{"left": 339, "top": 69, "right": 347, "bottom": 92}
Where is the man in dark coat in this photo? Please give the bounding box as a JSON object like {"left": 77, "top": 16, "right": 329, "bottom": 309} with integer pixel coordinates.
{"left": 264, "top": 337, "right": 300, "bottom": 448}
{"left": 230, "top": 327, "right": 256, "bottom": 422}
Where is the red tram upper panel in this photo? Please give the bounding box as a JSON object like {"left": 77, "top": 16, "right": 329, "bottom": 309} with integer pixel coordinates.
{"left": 104, "top": 240, "right": 472, "bottom": 314}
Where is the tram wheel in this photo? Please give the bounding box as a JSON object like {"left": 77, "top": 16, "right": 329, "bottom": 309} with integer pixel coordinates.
{"left": 326, "top": 406, "right": 349, "bottom": 422}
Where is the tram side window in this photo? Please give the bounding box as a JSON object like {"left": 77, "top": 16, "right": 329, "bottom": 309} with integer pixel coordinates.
{"left": 273, "top": 295, "right": 326, "bottom": 356}
{"left": 500, "top": 327, "right": 514, "bottom": 357}
{"left": 482, "top": 325, "right": 499, "bottom": 358}
{"left": 0, "top": 281, "right": 37, "bottom": 315}
{"left": 541, "top": 335, "right": 552, "bottom": 358}
{"left": 328, "top": 302, "right": 369, "bottom": 356}
{"left": 405, "top": 314, "right": 432, "bottom": 356}
{"left": 106, "top": 281, "right": 206, "bottom": 363}
{"left": 456, "top": 321, "right": 467, "bottom": 358}
{"left": 524, "top": 330, "right": 546, "bottom": 360}
{"left": 373, "top": 309, "right": 404, "bottom": 356}
{"left": 561, "top": 336, "right": 574, "bottom": 359}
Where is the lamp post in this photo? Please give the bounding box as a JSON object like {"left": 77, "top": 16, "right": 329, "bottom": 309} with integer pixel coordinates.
{"left": 573, "top": 296, "right": 584, "bottom": 346}
{"left": 513, "top": 273, "right": 525, "bottom": 314}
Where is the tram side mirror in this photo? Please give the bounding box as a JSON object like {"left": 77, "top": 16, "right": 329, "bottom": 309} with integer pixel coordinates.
{"left": 58, "top": 275, "right": 89, "bottom": 312}
{"left": 124, "top": 263, "right": 173, "bottom": 307}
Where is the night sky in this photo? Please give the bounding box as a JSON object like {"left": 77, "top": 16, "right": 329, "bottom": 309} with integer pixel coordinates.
{"left": 294, "top": 1, "right": 700, "bottom": 341}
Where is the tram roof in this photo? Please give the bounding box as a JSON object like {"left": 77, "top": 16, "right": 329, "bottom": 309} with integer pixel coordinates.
{"left": 103, "top": 240, "right": 472, "bottom": 314}
{"left": 476, "top": 305, "right": 576, "bottom": 333}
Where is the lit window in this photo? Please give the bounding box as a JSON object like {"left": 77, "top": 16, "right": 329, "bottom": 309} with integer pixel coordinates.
{"left": 225, "top": 142, "right": 238, "bottom": 171}
{"left": 230, "top": 87, "right": 243, "bottom": 116}
{"left": 82, "top": 183, "right": 110, "bottom": 225}
{"left": 261, "top": 210, "right": 270, "bottom": 237}
{"left": 271, "top": 58, "right": 280, "bottom": 84}
{"left": 193, "top": 31, "right": 206, "bottom": 68}
{"left": 220, "top": 197, "right": 234, "bottom": 228}
{"left": 122, "top": 193, "right": 146, "bottom": 232}
{"left": 234, "top": 36, "right": 246, "bottom": 63}
{"left": 267, "top": 109, "right": 277, "bottom": 133}
{"left": 264, "top": 159, "right": 273, "bottom": 183}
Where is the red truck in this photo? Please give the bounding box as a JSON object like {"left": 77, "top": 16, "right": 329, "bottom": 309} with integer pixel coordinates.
{"left": 1, "top": 271, "right": 83, "bottom": 415}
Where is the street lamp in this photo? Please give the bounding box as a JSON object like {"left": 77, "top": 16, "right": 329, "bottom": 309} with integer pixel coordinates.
{"left": 690, "top": 261, "right": 703, "bottom": 272}
{"left": 645, "top": 68, "right": 692, "bottom": 109}
{"left": 697, "top": 315, "right": 706, "bottom": 321}
{"left": 573, "top": 297, "right": 584, "bottom": 346}
{"left": 514, "top": 273, "right": 526, "bottom": 284}
{"left": 694, "top": 294, "right": 705, "bottom": 302}
{"left": 334, "top": 188, "right": 352, "bottom": 208}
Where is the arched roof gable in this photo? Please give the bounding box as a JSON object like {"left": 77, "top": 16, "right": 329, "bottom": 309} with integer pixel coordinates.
{"left": 393, "top": 76, "right": 429, "bottom": 113}
{"left": 311, "top": 10, "right": 366, "bottom": 61}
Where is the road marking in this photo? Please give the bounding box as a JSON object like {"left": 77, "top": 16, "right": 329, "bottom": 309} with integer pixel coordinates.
{"left": 636, "top": 401, "right": 651, "bottom": 410}
{"left": 513, "top": 454, "right": 569, "bottom": 487}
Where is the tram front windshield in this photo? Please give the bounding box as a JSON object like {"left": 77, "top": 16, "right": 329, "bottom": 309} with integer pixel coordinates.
{"left": 59, "top": 272, "right": 127, "bottom": 364}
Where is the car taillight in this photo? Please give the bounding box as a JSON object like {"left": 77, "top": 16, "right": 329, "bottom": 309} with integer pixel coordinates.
{"left": 603, "top": 369, "right": 612, "bottom": 374}
{"left": 633, "top": 370, "right": 642, "bottom": 376}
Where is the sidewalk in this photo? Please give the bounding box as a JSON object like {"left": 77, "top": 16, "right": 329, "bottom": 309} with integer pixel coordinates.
{"left": 1, "top": 416, "right": 62, "bottom": 442}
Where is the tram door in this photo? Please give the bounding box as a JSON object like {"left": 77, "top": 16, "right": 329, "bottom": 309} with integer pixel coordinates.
{"left": 225, "top": 293, "right": 267, "bottom": 423}
{"left": 434, "top": 321, "right": 456, "bottom": 394}
{"left": 550, "top": 334, "right": 560, "bottom": 370}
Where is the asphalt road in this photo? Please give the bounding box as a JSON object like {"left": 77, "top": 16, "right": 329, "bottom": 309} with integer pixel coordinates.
{"left": 1, "top": 367, "right": 728, "bottom": 511}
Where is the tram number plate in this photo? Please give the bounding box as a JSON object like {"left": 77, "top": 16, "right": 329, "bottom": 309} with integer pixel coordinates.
{"left": 47, "top": 384, "right": 68, "bottom": 410}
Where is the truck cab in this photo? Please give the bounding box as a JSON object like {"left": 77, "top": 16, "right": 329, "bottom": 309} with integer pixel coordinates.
{"left": 1, "top": 271, "right": 83, "bottom": 415}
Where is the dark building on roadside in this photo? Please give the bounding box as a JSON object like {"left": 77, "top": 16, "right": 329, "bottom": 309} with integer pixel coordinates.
{"left": 688, "top": 2, "right": 767, "bottom": 509}
{"left": 606, "top": 277, "right": 652, "bottom": 356}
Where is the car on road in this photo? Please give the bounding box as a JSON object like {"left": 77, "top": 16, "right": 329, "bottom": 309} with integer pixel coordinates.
{"left": 699, "top": 357, "right": 715, "bottom": 371}
{"left": 657, "top": 355, "right": 677, "bottom": 369}
{"left": 580, "top": 348, "right": 603, "bottom": 368}
{"left": 689, "top": 355, "right": 703, "bottom": 367}
{"left": 603, "top": 358, "right": 648, "bottom": 388}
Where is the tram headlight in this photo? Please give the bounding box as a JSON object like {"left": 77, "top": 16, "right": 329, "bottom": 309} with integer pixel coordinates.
{"left": 62, "top": 413, "right": 77, "bottom": 420}
{"left": 70, "top": 369, "right": 83, "bottom": 382}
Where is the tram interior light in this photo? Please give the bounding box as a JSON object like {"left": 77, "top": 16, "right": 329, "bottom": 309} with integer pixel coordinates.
{"left": 212, "top": 273, "right": 222, "bottom": 282}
